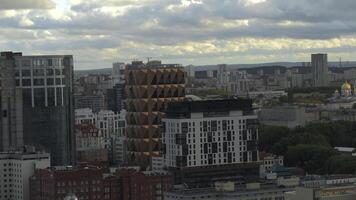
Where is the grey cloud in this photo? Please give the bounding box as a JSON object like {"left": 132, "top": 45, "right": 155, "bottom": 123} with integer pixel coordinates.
{"left": 1, "top": 0, "right": 356, "bottom": 69}
{"left": 0, "top": 0, "right": 55, "bottom": 9}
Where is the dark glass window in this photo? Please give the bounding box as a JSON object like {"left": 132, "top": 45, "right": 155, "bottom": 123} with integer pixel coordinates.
{"left": 22, "top": 69, "right": 31, "bottom": 77}
{"left": 47, "top": 88, "right": 55, "bottom": 106}
{"left": 55, "top": 69, "right": 61, "bottom": 75}
{"left": 46, "top": 69, "right": 54, "bottom": 76}
{"left": 56, "top": 88, "right": 62, "bottom": 106}
{"left": 22, "top": 89, "right": 31, "bottom": 106}
{"left": 33, "top": 69, "right": 44, "bottom": 76}
{"left": 47, "top": 59, "right": 53, "bottom": 66}
{"left": 47, "top": 78, "right": 54, "bottom": 86}
{"left": 34, "top": 88, "right": 45, "bottom": 107}
{"left": 22, "top": 79, "right": 31, "bottom": 86}
{"left": 56, "top": 78, "right": 61, "bottom": 85}
{"left": 34, "top": 79, "right": 44, "bottom": 86}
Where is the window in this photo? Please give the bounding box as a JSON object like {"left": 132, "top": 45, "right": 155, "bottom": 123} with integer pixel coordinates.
{"left": 34, "top": 79, "right": 44, "bottom": 86}
{"left": 46, "top": 69, "right": 54, "bottom": 76}
{"left": 22, "top": 79, "right": 31, "bottom": 86}
{"left": 22, "top": 69, "right": 31, "bottom": 77}
{"left": 55, "top": 78, "right": 61, "bottom": 85}
{"left": 47, "top": 78, "right": 54, "bottom": 85}
{"left": 47, "top": 59, "right": 53, "bottom": 66}
{"left": 33, "top": 69, "right": 44, "bottom": 76}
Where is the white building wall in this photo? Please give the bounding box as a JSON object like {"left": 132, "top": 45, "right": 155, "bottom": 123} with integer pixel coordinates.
{"left": 0, "top": 152, "right": 50, "bottom": 200}
{"left": 163, "top": 110, "right": 258, "bottom": 168}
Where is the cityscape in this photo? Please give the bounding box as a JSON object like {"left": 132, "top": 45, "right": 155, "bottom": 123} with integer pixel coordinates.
{"left": 2, "top": 1, "right": 356, "bottom": 200}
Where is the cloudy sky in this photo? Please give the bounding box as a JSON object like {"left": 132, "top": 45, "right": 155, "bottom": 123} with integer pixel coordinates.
{"left": 1, "top": 0, "right": 356, "bottom": 69}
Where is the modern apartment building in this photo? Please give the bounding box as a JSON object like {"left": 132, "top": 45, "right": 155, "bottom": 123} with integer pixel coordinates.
{"left": 162, "top": 99, "right": 260, "bottom": 185}
{"left": 0, "top": 51, "right": 75, "bottom": 165}
{"left": 125, "top": 60, "right": 185, "bottom": 168}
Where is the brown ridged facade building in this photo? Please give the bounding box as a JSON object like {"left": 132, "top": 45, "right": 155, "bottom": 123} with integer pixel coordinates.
{"left": 125, "top": 61, "right": 185, "bottom": 168}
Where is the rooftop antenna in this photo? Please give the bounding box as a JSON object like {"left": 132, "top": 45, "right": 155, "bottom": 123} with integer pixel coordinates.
{"left": 146, "top": 57, "right": 152, "bottom": 63}
{"left": 339, "top": 57, "right": 342, "bottom": 68}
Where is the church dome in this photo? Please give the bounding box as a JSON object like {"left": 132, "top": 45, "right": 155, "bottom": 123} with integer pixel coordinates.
{"left": 341, "top": 81, "right": 352, "bottom": 90}
{"left": 64, "top": 194, "right": 78, "bottom": 200}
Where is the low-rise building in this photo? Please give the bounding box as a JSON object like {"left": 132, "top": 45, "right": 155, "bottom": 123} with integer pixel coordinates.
{"left": 30, "top": 166, "right": 120, "bottom": 200}
{"left": 30, "top": 165, "right": 173, "bottom": 200}
{"left": 258, "top": 106, "right": 312, "bottom": 128}
{"left": 75, "top": 124, "right": 108, "bottom": 163}
{"left": 286, "top": 185, "right": 356, "bottom": 200}
{"left": 164, "top": 183, "right": 291, "bottom": 200}
{"left": 259, "top": 153, "right": 284, "bottom": 178}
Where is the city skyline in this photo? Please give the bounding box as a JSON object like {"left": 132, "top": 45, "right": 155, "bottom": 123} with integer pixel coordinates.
{"left": 1, "top": 0, "right": 356, "bottom": 69}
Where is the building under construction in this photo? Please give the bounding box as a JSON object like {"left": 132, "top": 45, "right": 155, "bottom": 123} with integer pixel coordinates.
{"left": 125, "top": 60, "right": 185, "bottom": 168}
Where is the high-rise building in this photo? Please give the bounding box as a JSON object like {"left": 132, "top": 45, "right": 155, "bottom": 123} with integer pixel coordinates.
{"left": 107, "top": 62, "right": 126, "bottom": 113}
{"left": 311, "top": 53, "right": 329, "bottom": 87}
{"left": 125, "top": 60, "right": 185, "bottom": 168}
{"left": 162, "top": 99, "right": 260, "bottom": 185}
{"left": 0, "top": 151, "right": 50, "bottom": 200}
{"left": 106, "top": 83, "right": 125, "bottom": 113}
{"left": 0, "top": 51, "right": 75, "bottom": 165}
{"left": 112, "top": 62, "right": 125, "bottom": 85}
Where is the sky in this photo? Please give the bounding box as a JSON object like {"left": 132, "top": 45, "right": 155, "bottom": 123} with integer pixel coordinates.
{"left": 1, "top": 0, "right": 356, "bottom": 69}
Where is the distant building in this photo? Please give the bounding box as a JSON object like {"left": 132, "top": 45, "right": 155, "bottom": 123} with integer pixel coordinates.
{"left": 74, "top": 94, "right": 105, "bottom": 112}
{"left": 286, "top": 185, "right": 356, "bottom": 200}
{"left": 247, "top": 90, "right": 287, "bottom": 99}
{"left": 125, "top": 60, "right": 185, "bottom": 168}
{"left": 165, "top": 182, "right": 291, "bottom": 200}
{"left": 106, "top": 83, "right": 125, "bottom": 112}
{"left": 75, "top": 124, "right": 108, "bottom": 163}
{"left": 258, "top": 106, "right": 311, "bottom": 128}
{"left": 312, "top": 53, "right": 329, "bottom": 87}
{"left": 0, "top": 151, "right": 50, "bottom": 200}
{"left": 0, "top": 51, "right": 75, "bottom": 165}
{"left": 112, "top": 62, "right": 125, "bottom": 85}
{"left": 259, "top": 153, "right": 284, "bottom": 178}
{"left": 75, "top": 108, "right": 126, "bottom": 165}
{"left": 162, "top": 99, "right": 260, "bottom": 185}
{"left": 109, "top": 62, "right": 126, "bottom": 112}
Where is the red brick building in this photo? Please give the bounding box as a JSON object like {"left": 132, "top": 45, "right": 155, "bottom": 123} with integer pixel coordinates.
{"left": 30, "top": 166, "right": 173, "bottom": 200}
{"left": 117, "top": 170, "right": 173, "bottom": 200}
{"left": 30, "top": 166, "right": 120, "bottom": 200}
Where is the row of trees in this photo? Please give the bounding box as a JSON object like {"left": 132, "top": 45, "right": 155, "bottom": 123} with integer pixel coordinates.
{"left": 259, "top": 122, "right": 356, "bottom": 174}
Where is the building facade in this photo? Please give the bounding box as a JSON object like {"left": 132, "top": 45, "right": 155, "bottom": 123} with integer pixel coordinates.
{"left": 75, "top": 124, "right": 108, "bottom": 163}
{"left": 75, "top": 108, "right": 126, "bottom": 165}
{"left": 30, "top": 166, "right": 120, "bottom": 200}
{"left": 0, "top": 152, "right": 50, "bottom": 200}
{"left": 0, "top": 51, "right": 75, "bottom": 165}
{"left": 125, "top": 60, "right": 185, "bottom": 168}
{"left": 162, "top": 99, "right": 260, "bottom": 185}
{"left": 312, "top": 53, "right": 329, "bottom": 87}
{"left": 30, "top": 166, "right": 172, "bottom": 200}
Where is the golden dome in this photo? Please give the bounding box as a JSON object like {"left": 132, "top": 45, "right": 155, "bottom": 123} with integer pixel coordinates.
{"left": 341, "top": 81, "right": 352, "bottom": 90}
